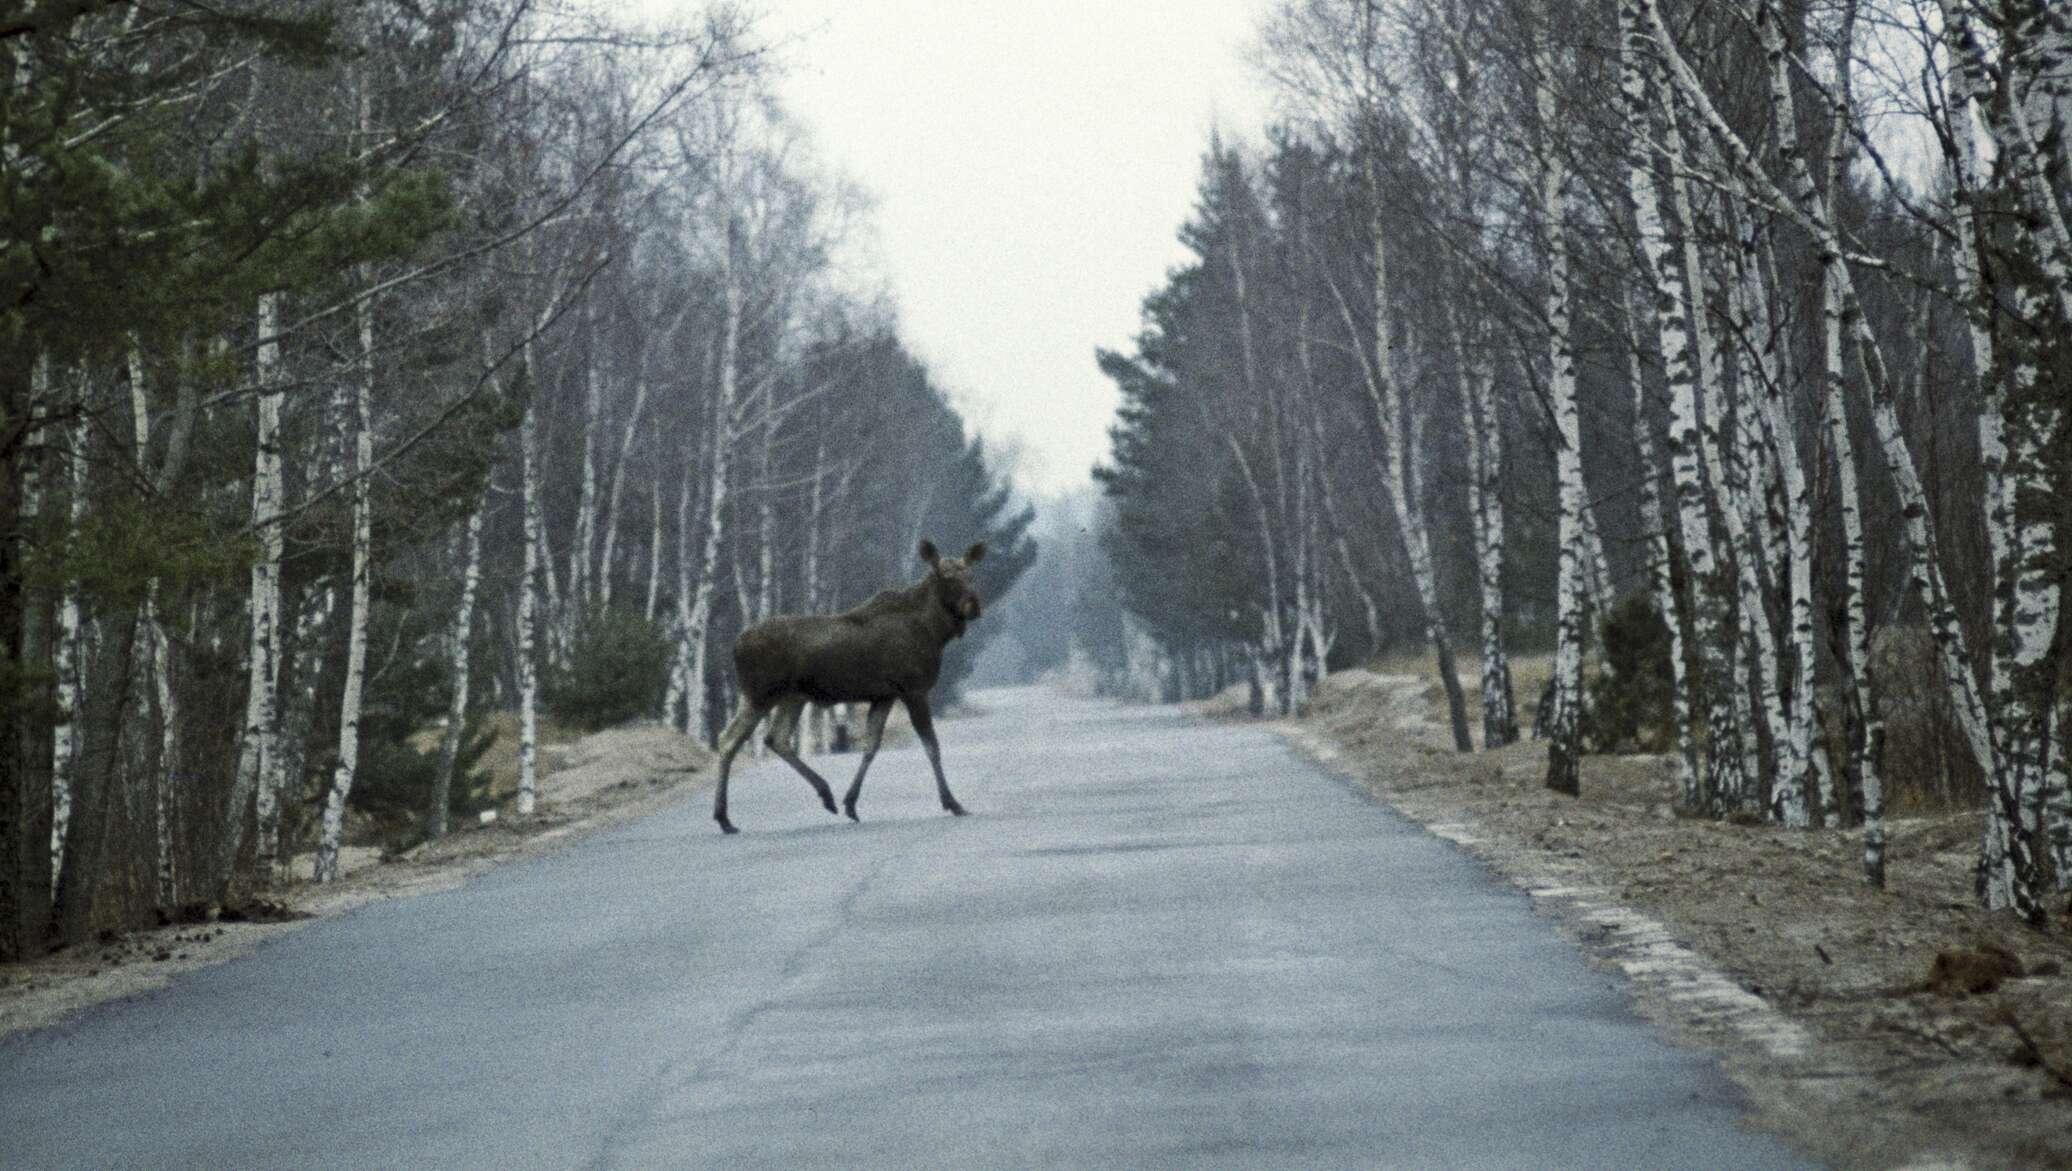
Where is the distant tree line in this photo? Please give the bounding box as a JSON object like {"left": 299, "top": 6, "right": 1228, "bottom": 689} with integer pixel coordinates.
{"left": 1093, "top": 0, "right": 2072, "bottom": 919}
{"left": 0, "top": 0, "right": 1032, "bottom": 961}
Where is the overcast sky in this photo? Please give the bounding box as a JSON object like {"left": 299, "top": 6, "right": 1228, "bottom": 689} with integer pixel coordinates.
{"left": 634, "top": 1, "right": 1279, "bottom": 495}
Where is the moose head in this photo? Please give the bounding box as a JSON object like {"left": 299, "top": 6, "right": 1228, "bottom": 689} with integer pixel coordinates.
{"left": 919, "top": 539, "right": 986, "bottom": 628}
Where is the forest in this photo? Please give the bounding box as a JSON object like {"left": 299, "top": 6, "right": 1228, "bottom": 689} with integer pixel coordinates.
{"left": 0, "top": 0, "right": 1034, "bottom": 961}
{"left": 1076, "top": 0, "right": 2072, "bottom": 922}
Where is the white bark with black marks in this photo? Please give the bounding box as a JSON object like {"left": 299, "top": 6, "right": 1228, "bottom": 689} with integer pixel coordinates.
{"left": 49, "top": 386, "right": 84, "bottom": 891}
{"left": 1534, "top": 32, "right": 1584, "bottom": 798}
{"left": 430, "top": 499, "right": 484, "bottom": 842}
{"left": 316, "top": 279, "right": 375, "bottom": 883}
{"left": 517, "top": 341, "right": 544, "bottom": 818}
{"left": 1622, "top": 295, "right": 1699, "bottom": 810}
{"left": 1619, "top": 2, "right": 1741, "bottom": 811}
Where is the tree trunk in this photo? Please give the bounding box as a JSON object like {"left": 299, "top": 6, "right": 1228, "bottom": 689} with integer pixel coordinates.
{"left": 645, "top": 462, "right": 664, "bottom": 625}
{"left": 517, "top": 342, "right": 544, "bottom": 818}
{"left": 597, "top": 373, "right": 649, "bottom": 613}
{"left": 679, "top": 217, "right": 742, "bottom": 743}
{"left": 53, "top": 619, "right": 139, "bottom": 945}
{"left": 1223, "top": 226, "right": 1290, "bottom": 719}
{"left": 315, "top": 285, "right": 375, "bottom": 883}
{"left": 1449, "top": 317, "right": 1515, "bottom": 749}
{"left": 1620, "top": 3, "right": 1742, "bottom": 813}
{"left": 430, "top": 499, "right": 484, "bottom": 842}
{"left": 130, "top": 346, "right": 179, "bottom": 907}
{"left": 49, "top": 405, "right": 85, "bottom": 892}
{"left": 1650, "top": 0, "right": 2022, "bottom": 906}
{"left": 1622, "top": 296, "right": 1700, "bottom": 810}
{"left": 1534, "top": 37, "right": 1584, "bottom": 798}
{"left": 1339, "top": 148, "right": 1471, "bottom": 750}
{"left": 1823, "top": 267, "right": 1885, "bottom": 884}
{"left": 225, "top": 291, "right": 287, "bottom": 892}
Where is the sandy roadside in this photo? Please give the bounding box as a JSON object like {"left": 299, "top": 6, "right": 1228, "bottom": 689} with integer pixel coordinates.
{"left": 1233, "top": 669, "right": 2072, "bottom": 1171}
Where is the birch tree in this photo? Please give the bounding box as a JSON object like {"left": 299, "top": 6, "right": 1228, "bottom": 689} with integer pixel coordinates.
{"left": 1530, "top": 23, "right": 1587, "bottom": 797}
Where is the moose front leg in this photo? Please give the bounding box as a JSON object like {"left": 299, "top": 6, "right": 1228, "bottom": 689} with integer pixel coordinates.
{"left": 903, "top": 694, "right": 966, "bottom": 817}
{"left": 765, "top": 694, "right": 839, "bottom": 816}
{"left": 712, "top": 698, "right": 769, "bottom": 835}
{"left": 840, "top": 699, "right": 894, "bottom": 821}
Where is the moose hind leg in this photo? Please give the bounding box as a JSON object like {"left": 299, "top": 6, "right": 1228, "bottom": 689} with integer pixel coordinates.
{"left": 766, "top": 695, "right": 839, "bottom": 816}
{"left": 713, "top": 698, "right": 767, "bottom": 834}
{"left": 841, "top": 699, "right": 894, "bottom": 821}
{"left": 903, "top": 694, "right": 965, "bottom": 816}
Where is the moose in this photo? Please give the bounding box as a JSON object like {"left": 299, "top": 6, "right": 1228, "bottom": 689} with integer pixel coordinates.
{"left": 711, "top": 539, "right": 987, "bottom": 834}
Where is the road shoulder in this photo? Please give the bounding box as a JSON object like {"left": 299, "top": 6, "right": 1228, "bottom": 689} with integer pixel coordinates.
{"left": 1262, "top": 670, "right": 2072, "bottom": 1171}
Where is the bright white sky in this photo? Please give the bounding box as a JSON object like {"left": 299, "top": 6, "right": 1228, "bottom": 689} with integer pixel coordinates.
{"left": 632, "top": 1, "right": 1279, "bottom": 494}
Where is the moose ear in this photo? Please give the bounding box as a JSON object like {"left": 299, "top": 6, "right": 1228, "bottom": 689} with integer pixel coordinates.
{"left": 964, "top": 541, "right": 987, "bottom": 564}
{"left": 918, "top": 539, "right": 940, "bottom": 566}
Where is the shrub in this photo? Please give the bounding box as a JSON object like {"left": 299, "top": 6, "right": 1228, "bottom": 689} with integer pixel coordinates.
{"left": 1579, "top": 592, "right": 1677, "bottom": 753}
{"left": 349, "top": 718, "right": 497, "bottom": 848}
{"left": 545, "top": 605, "right": 673, "bottom": 732}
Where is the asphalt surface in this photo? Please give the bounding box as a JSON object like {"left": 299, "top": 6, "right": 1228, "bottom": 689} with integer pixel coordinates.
{"left": 1, "top": 687, "right": 1815, "bottom": 1169}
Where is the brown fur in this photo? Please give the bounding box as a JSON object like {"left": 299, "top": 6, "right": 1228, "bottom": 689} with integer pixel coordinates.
{"left": 711, "top": 540, "right": 986, "bottom": 834}
{"left": 1928, "top": 944, "right": 2025, "bottom": 996}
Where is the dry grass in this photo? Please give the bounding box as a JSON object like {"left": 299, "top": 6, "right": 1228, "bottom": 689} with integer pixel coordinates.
{"left": 1358, "top": 648, "right": 1555, "bottom": 737}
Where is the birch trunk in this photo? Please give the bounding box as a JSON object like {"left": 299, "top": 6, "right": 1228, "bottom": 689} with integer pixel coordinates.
{"left": 755, "top": 391, "right": 776, "bottom": 625}
{"left": 1623, "top": 298, "right": 1700, "bottom": 809}
{"left": 1338, "top": 155, "right": 1471, "bottom": 750}
{"left": 516, "top": 342, "right": 544, "bottom": 818}
{"left": 226, "top": 291, "right": 287, "bottom": 890}
{"left": 1534, "top": 38, "right": 1585, "bottom": 797}
{"left": 1621, "top": 1, "right": 1745, "bottom": 813}
{"left": 665, "top": 449, "right": 692, "bottom": 728}
{"left": 1286, "top": 423, "right": 1316, "bottom": 713}
{"left": 1824, "top": 267, "right": 1886, "bottom": 883}
{"left": 1224, "top": 226, "right": 1289, "bottom": 718}
{"left": 570, "top": 298, "right": 602, "bottom": 612}
{"left": 597, "top": 374, "right": 649, "bottom": 613}
{"left": 1649, "top": 0, "right": 1997, "bottom": 775}
{"left": 1678, "top": 183, "right": 1765, "bottom": 814}
{"left": 49, "top": 404, "right": 85, "bottom": 891}
{"left": 645, "top": 463, "right": 663, "bottom": 625}
{"left": 1939, "top": 0, "right": 2020, "bottom": 903}
{"left": 1650, "top": 0, "right": 2022, "bottom": 904}
{"left": 129, "top": 347, "right": 179, "bottom": 905}
{"left": 803, "top": 418, "right": 830, "bottom": 752}
{"left": 537, "top": 506, "right": 565, "bottom": 670}
{"left": 1730, "top": 237, "right": 1814, "bottom": 826}
{"left": 430, "top": 499, "right": 484, "bottom": 842}
{"left": 678, "top": 217, "right": 742, "bottom": 742}
{"left": 1450, "top": 316, "right": 1515, "bottom": 748}
{"left": 1299, "top": 360, "right": 1381, "bottom": 653}
{"left": 315, "top": 284, "right": 375, "bottom": 883}
{"left": 1946, "top": 0, "right": 2072, "bottom": 890}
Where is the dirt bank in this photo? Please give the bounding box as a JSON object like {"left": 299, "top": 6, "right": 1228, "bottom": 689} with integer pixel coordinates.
{"left": 0, "top": 722, "right": 713, "bottom": 1042}
{"left": 1259, "top": 668, "right": 2072, "bottom": 1170}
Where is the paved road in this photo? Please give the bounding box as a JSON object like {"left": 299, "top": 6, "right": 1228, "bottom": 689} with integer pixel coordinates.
{"left": 2, "top": 688, "right": 1813, "bottom": 1169}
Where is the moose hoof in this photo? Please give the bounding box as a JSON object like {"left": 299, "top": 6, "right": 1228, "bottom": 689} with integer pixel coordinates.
{"left": 943, "top": 801, "right": 967, "bottom": 817}
{"left": 716, "top": 815, "right": 739, "bottom": 835}
{"left": 820, "top": 794, "right": 839, "bottom": 816}
{"left": 843, "top": 802, "right": 860, "bottom": 823}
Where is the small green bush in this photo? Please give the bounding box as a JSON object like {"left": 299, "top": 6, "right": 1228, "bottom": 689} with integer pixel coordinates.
{"left": 349, "top": 719, "right": 497, "bottom": 848}
{"left": 1580, "top": 592, "right": 1677, "bottom": 753}
{"left": 545, "top": 605, "right": 673, "bottom": 732}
